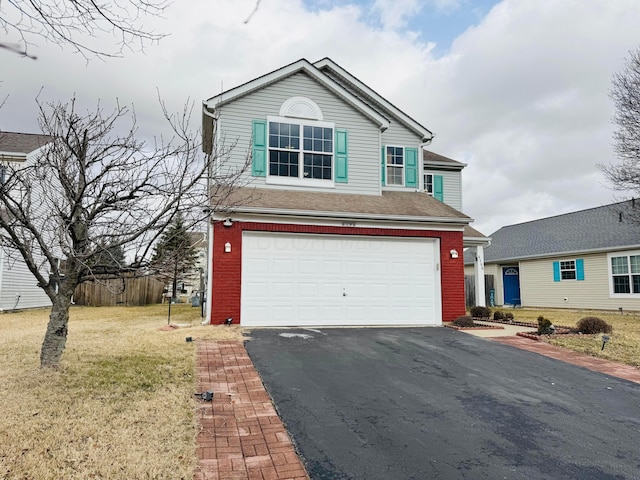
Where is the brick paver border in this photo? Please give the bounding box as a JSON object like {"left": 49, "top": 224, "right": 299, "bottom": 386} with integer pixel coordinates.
{"left": 492, "top": 336, "right": 640, "bottom": 384}
{"left": 194, "top": 341, "right": 309, "bottom": 480}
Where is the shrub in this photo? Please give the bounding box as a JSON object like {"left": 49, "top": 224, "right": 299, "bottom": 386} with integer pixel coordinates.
{"left": 576, "top": 317, "right": 612, "bottom": 334}
{"left": 470, "top": 306, "right": 491, "bottom": 318}
{"left": 452, "top": 316, "right": 476, "bottom": 327}
{"left": 537, "top": 316, "right": 554, "bottom": 335}
{"left": 505, "top": 312, "right": 514, "bottom": 321}
{"left": 493, "top": 310, "right": 505, "bottom": 320}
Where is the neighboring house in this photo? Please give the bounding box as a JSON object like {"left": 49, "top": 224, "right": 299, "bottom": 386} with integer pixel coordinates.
{"left": 182, "top": 231, "right": 207, "bottom": 298}
{"left": 202, "top": 58, "right": 489, "bottom": 326}
{"left": 0, "top": 132, "right": 53, "bottom": 311}
{"left": 464, "top": 200, "right": 640, "bottom": 311}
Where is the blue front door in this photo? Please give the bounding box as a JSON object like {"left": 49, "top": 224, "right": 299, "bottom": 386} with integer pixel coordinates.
{"left": 503, "top": 267, "right": 521, "bottom": 306}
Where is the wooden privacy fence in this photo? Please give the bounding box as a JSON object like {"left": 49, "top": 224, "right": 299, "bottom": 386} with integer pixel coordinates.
{"left": 74, "top": 275, "right": 165, "bottom": 306}
{"left": 465, "top": 274, "right": 495, "bottom": 308}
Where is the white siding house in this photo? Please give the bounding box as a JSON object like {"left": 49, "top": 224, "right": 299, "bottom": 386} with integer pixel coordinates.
{"left": 0, "top": 132, "right": 53, "bottom": 311}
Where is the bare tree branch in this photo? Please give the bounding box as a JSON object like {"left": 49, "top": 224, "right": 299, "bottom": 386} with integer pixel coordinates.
{"left": 0, "top": 0, "right": 169, "bottom": 59}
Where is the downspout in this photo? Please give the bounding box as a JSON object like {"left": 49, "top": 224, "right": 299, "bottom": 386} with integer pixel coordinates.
{"left": 202, "top": 104, "right": 218, "bottom": 324}
{"left": 418, "top": 135, "right": 434, "bottom": 192}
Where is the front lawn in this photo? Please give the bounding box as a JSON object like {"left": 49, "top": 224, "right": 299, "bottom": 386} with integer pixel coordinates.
{"left": 0, "top": 304, "right": 244, "bottom": 479}
{"left": 489, "top": 307, "right": 640, "bottom": 368}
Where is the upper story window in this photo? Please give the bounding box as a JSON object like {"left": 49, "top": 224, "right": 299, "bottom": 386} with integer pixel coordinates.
{"left": 268, "top": 119, "right": 334, "bottom": 182}
{"left": 386, "top": 146, "right": 404, "bottom": 186}
{"left": 610, "top": 253, "right": 640, "bottom": 294}
{"left": 424, "top": 174, "right": 433, "bottom": 195}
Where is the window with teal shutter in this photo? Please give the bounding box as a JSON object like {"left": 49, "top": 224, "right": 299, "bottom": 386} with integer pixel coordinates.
{"left": 252, "top": 120, "right": 267, "bottom": 177}
{"left": 405, "top": 147, "right": 417, "bottom": 187}
{"left": 335, "top": 129, "right": 348, "bottom": 183}
{"left": 553, "top": 259, "right": 584, "bottom": 281}
{"left": 433, "top": 175, "right": 443, "bottom": 202}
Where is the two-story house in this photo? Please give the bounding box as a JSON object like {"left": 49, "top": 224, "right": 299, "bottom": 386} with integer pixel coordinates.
{"left": 202, "top": 58, "right": 488, "bottom": 326}
{"left": 0, "top": 132, "right": 54, "bottom": 311}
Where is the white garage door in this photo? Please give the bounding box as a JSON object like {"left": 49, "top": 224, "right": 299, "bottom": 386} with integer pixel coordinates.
{"left": 241, "top": 232, "right": 441, "bottom": 326}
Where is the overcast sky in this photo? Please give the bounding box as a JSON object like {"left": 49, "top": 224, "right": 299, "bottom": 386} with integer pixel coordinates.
{"left": 2, "top": 0, "right": 640, "bottom": 235}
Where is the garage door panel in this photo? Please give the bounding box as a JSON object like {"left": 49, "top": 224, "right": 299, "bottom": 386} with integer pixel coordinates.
{"left": 241, "top": 232, "right": 441, "bottom": 326}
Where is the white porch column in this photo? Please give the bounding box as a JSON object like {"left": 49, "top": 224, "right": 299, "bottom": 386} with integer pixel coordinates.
{"left": 474, "top": 245, "right": 486, "bottom": 307}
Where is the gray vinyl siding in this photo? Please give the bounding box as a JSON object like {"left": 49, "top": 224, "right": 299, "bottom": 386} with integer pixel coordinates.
{"left": 215, "top": 72, "right": 381, "bottom": 195}
{"left": 426, "top": 168, "right": 462, "bottom": 210}
{"left": 518, "top": 253, "right": 640, "bottom": 311}
{"left": 0, "top": 249, "right": 51, "bottom": 311}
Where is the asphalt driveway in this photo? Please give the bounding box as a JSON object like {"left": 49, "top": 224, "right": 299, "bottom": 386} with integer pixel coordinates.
{"left": 245, "top": 327, "right": 640, "bottom": 480}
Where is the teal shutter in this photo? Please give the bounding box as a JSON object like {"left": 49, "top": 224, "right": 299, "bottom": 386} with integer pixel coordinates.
{"left": 381, "top": 146, "right": 386, "bottom": 186}
{"left": 252, "top": 120, "right": 267, "bottom": 177}
{"left": 553, "top": 261, "right": 560, "bottom": 282}
{"left": 405, "top": 147, "right": 418, "bottom": 188}
{"left": 433, "top": 175, "right": 444, "bottom": 202}
{"left": 335, "top": 129, "right": 348, "bottom": 183}
{"left": 576, "top": 258, "right": 585, "bottom": 281}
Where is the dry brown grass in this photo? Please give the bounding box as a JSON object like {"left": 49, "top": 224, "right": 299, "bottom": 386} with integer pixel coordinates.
{"left": 0, "top": 304, "right": 244, "bottom": 479}
{"left": 495, "top": 307, "right": 640, "bottom": 368}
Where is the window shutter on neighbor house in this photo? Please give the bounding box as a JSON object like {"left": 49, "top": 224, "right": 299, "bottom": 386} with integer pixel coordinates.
{"left": 252, "top": 120, "right": 267, "bottom": 177}
{"left": 335, "top": 129, "right": 348, "bottom": 183}
{"left": 576, "top": 258, "right": 585, "bottom": 281}
{"left": 433, "top": 175, "right": 444, "bottom": 202}
{"left": 553, "top": 261, "right": 560, "bottom": 282}
{"left": 405, "top": 147, "right": 418, "bottom": 187}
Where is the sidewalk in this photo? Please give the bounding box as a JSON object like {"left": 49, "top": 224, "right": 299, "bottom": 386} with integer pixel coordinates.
{"left": 194, "top": 341, "right": 308, "bottom": 480}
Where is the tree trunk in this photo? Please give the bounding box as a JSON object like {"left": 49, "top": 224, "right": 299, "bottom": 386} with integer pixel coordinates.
{"left": 40, "top": 294, "right": 72, "bottom": 368}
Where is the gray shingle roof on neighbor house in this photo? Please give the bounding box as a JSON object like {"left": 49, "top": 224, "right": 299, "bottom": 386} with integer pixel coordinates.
{"left": 215, "top": 187, "right": 472, "bottom": 223}
{"left": 466, "top": 200, "right": 640, "bottom": 264}
{"left": 423, "top": 150, "right": 467, "bottom": 169}
{"left": 0, "top": 132, "right": 52, "bottom": 155}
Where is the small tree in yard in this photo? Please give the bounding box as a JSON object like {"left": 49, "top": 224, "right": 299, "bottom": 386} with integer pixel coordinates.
{"left": 151, "top": 214, "right": 198, "bottom": 302}
{"left": 0, "top": 95, "right": 247, "bottom": 368}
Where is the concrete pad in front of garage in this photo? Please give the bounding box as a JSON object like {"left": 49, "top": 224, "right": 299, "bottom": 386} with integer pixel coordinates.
{"left": 245, "top": 327, "right": 640, "bottom": 480}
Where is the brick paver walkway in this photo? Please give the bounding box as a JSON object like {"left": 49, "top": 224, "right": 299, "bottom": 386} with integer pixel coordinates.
{"left": 194, "top": 341, "right": 308, "bottom": 480}
{"left": 492, "top": 336, "right": 640, "bottom": 384}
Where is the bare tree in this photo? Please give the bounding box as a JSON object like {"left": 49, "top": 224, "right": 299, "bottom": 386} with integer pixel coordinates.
{"left": 0, "top": 95, "right": 248, "bottom": 367}
{"left": 601, "top": 46, "right": 640, "bottom": 191}
{"left": 599, "top": 46, "right": 640, "bottom": 221}
{"left": 0, "top": 0, "right": 168, "bottom": 59}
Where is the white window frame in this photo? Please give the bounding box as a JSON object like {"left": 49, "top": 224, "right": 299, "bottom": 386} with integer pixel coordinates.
{"left": 607, "top": 250, "right": 640, "bottom": 297}
{"left": 423, "top": 173, "right": 433, "bottom": 195}
{"left": 385, "top": 145, "right": 404, "bottom": 187}
{"left": 559, "top": 260, "right": 576, "bottom": 280}
{"left": 266, "top": 115, "right": 335, "bottom": 188}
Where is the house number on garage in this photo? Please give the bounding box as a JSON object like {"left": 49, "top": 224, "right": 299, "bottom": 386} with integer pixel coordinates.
{"left": 341, "top": 221, "right": 356, "bottom": 227}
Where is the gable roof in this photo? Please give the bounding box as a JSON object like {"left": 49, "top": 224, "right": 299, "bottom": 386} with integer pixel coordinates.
{"left": 469, "top": 200, "right": 640, "bottom": 264}
{"left": 0, "top": 132, "right": 52, "bottom": 158}
{"left": 313, "top": 58, "right": 433, "bottom": 142}
{"left": 204, "top": 58, "right": 390, "bottom": 127}
{"left": 203, "top": 58, "right": 434, "bottom": 154}
{"left": 213, "top": 187, "right": 472, "bottom": 224}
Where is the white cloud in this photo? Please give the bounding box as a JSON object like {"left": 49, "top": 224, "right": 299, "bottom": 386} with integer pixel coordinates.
{"left": 1, "top": 0, "right": 639, "bottom": 235}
